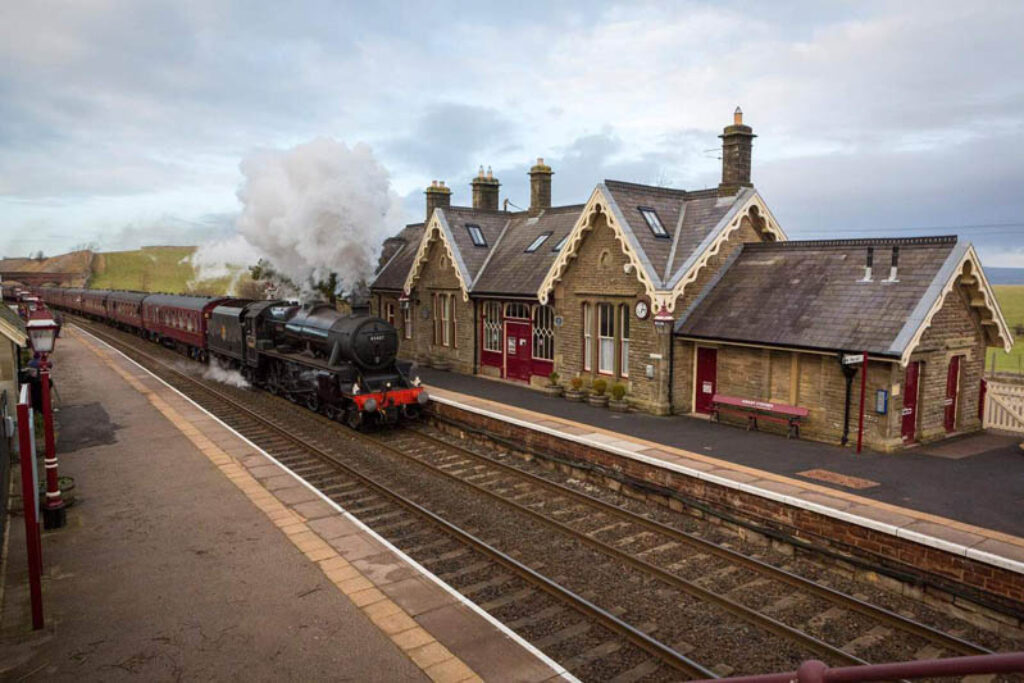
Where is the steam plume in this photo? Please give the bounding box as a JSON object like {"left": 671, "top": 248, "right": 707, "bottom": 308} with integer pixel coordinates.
{"left": 192, "top": 138, "right": 406, "bottom": 297}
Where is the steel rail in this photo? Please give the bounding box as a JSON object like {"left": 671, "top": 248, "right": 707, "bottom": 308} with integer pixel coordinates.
{"left": 396, "top": 427, "right": 992, "bottom": 659}
{"left": 72, "top": 321, "right": 716, "bottom": 680}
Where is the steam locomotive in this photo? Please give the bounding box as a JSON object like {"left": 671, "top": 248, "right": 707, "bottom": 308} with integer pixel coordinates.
{"left": 37, "top": 287, "right": 427, "bottom": 428}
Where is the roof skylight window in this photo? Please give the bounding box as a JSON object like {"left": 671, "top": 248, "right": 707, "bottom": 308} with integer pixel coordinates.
{"left": 466, "top": 224, "right": 487, "bottom": 247}
{"left": 552, "top": 235, "right": 569, "bottom": 252}
{"left": 638, "top": 207, "right": 669, "bottom": 238}
{"left": 525, "top": 232, "right": 553, "bottom": 253}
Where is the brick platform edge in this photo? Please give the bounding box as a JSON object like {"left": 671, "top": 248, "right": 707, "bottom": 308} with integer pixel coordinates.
{"left": 426, "top": 398, "right": 1024, "bottom": 623}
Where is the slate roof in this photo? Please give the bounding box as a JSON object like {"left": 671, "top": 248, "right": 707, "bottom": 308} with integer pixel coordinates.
{"left": 0, "top": 303, "right": 28, "bottom": 346}
{"left": 372, "top": 223, "right": 424, "bottom": 291}
{"left": 602, "top": 181, "right": 745, "bottom": 287}
{"left": 675, "top": 236, "right": 966, "bottom": 357}
{"left": 472, "top": 205, "right": 584, "bottom": 296}
{"left": 440, "top": 207, "right": 509, "bottom": 282}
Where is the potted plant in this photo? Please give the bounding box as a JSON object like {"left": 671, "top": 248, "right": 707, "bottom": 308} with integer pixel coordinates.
{"left": 588, "top": 378, "right": 609, "bottom": 407}
{"left": 565, "top": 375, "right": 586, "bottom": 402}
{"left": 540, "top": 371, "right": 563, "bottom": 397}
{"left": 609, "top": 383, "right": 629, "bottom": 412}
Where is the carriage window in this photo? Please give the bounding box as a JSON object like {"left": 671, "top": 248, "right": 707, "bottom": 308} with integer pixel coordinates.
{"left": 619, "top": 304, "right": 629, "bottom": 377}
{"left": 532, "top": 305, "right": 554, "bottom": 361}
{"left": 598, "top": 303, "right": 614, "bottom": 374}
{"left": 484, "top": 301, "right": 502, "bottom": 353}
{"left": 583, "top": 303, "right": 592, "bottom": 372}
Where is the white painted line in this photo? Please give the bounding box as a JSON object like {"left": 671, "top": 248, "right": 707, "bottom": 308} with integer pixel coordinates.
{"left": 430, "top": 394, "right": 1024, "bottom": 577}
{"left": 73, "top": 326, "right": 578, "bottom": 683}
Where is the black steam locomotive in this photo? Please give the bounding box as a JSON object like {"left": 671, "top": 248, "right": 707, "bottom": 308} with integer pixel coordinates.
{"left": 207, "top": 300, "right": 428, "bottom": 428}
{"left": 37, "top": 285, "right": 427, "bottom": 429}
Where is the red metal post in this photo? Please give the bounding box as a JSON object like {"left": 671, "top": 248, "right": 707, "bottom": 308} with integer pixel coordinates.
{"left": 39, "top": 356, "right": 67, "bottom": 529}
{"left": 17, "top": 397, "right": 44, "bottom": 630}
{"left": 856, "top": 351, "right": 868, "bottom": 453}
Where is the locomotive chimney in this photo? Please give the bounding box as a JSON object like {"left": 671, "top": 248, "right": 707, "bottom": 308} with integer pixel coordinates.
{"left": 718, "top": 107, "right": 756, "bottom": 195}
{"left": 424, "top": 179, "right": 452, "bottom": 221}
{"left": 471, "top": 166, "right": 500, "bottom": 211}
{"left": 528, "top": 158, "right": 552, "bottom": 215}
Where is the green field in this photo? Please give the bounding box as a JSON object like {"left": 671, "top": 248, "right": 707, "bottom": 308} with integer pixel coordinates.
{"left": 987, "top": 285, "right": 1024, "bottom": 374}
{"left": 86, "top": 245, "right": 248, "bottom": 295}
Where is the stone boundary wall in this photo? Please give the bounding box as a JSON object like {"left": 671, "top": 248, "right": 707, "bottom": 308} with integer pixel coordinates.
{"left": 426, "top": 400, "right": 1024, "bottom": 623}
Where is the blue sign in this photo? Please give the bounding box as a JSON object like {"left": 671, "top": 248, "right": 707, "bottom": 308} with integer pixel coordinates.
{"left": 875, "top": 389, "right": 888, "bottom": 415}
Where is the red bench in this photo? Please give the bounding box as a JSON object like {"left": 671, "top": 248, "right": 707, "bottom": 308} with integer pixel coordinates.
{"left": 710, "top": 394, "right": 810, "bottom": 439}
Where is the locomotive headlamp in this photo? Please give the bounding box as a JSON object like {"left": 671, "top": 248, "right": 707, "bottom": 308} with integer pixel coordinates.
{"left": 363, "top": 398, "right": 378, "bottom": 413}
{"left": 352, "top": 382, "right": 361, "bottom": 395}
{"left": 417, "top": 391, "right": 429, "bottom": 405}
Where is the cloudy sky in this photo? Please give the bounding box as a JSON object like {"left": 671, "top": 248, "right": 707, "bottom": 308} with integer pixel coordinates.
{"left": 2, "top": 0, "right": 1023, "bottom": 266}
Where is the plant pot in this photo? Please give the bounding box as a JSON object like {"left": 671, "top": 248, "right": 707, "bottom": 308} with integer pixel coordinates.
{"left": 587, "top": 394, "right": 609, "bottom": 407}
{"left": 564, "top": 389, "right": 586, "bottom": 402}
{"left": 540, "top": 385, "right": 563, "bottom": 397}
{"left": 608, "top": 398, "right": 630, "bottom": 412}
{"left": 39, "top": 475, "right": 76, "bottom": 508}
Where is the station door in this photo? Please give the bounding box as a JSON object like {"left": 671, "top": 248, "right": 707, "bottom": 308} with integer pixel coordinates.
{"left": 901, "top": 361, "right": 921, "bottom": 443}
{"left": 695, "top": 347, "right": 718, "bottom": 414}
{"left": 504, "top": 321, "right": 532, "bottom": 383}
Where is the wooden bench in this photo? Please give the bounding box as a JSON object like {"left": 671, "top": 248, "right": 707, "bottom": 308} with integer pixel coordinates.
{"left": 710, "top": 394, "right": 810, "bottom": 439}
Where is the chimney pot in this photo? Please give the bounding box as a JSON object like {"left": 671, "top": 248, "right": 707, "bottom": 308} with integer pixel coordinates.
{"left": 425, "top": 178, "right": 452, "bottom": 220}
{"left": 528, "top": 157, "right": 553, "bottom": 215}
{"left": 718, "top": 107, "right": 756, "bottom": 195}
{"left": 471, "top": 165, "right": 500, "bottom": 210}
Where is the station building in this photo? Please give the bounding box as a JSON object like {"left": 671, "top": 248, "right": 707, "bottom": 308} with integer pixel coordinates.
{"left": 371, "top": 111, "right": 1013, "bottom": 450}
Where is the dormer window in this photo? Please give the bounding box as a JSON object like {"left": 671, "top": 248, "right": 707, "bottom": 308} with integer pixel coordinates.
{"left": 525, "top": 232, "right": 552, "bottom": 253}
{"left": 639, "top": 207, "right": 669, "bottom": 238}
{"left": 466, "top": 224, "right": 487, "bottom": 247}
{"left": 552, "top": 235, "right": 568, "bottom": 252}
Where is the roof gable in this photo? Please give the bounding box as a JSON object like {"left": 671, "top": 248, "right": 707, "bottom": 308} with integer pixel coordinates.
{"left": 370, "top": 223, "right": 424, "bottom": 291}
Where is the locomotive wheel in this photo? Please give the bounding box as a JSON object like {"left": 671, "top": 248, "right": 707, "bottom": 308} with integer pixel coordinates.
{"left": 306, "top": 395, "right": 321, "bottom": 412}
{"left": 345, "top": 407, "right": 363, "bottom": 430}
{"left": 323, "top": 405, "right": 338, "bottom": 421}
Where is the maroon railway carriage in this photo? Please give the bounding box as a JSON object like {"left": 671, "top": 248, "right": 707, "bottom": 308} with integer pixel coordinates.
{"left": 61, "top": 287, "right": 86, "bottom": 315}
{"left": 141, "top": 294, "right": 232, "bottom": 360}
{"left": 107, "top": 290, "right": 148, "bottom": 331}
{"left": 80, "top": 289, "right": 111, "bottom": 320}
{"left": 37, "top": 286, "right": 61, "bottom": 310}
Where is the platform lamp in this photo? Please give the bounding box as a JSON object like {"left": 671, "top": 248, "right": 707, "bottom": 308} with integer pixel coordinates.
{"left": 26, "top": 315, "right": 66, "bottom": 529}
{"left": 652, "top": 303, "right": 674, "bottom": 333}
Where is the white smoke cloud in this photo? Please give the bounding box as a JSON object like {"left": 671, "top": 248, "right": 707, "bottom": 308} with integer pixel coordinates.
{"left": 203, "top": 363, "right": 251, "bottom": 389}
{"left": 191, "top": 138, "right": 406, "bottom": 299}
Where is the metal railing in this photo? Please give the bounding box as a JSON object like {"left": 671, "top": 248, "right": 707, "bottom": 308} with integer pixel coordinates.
{"left": 693, "top": 653, "right": 1024, "bottom": 683}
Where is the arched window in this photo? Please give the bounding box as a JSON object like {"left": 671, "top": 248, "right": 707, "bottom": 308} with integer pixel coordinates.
{"left": 582, "top": 303, "right": 592, "bottom": 371}
{"left": 449, "top": 294, "right": 458, "bottom": 349}
{"left": 619, "top": 304, "right": 630, "bottom": 377}
{"left": 441, "top": 293, "right": 451, "bottom": 346}
{"left": 403, "top": 305, "right": 412, "bottom": 340}
{"left": 598, "top": 303, "right": 614, "bottom": 374}
{"left": 483, "top": 302, "right": 502, "bottom": 352}
{"left": 532, "top": 305, "right": 554, "bottom": 361}
{"left": 385, "top": 302, "right": 395, "bottom": 327}
{"left": 505, "top": 302, "right": 530, "bottom": 319}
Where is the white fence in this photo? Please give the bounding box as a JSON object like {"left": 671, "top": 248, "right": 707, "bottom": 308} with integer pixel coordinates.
{"left": 983, "top": 378, "right": 1024, "bottom": 435}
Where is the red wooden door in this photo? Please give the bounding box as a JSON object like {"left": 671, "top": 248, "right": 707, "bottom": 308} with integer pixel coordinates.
{"left": 902, "top": 361, "right": 921, "bottom": 443}
{"left": 695, "top": 347, "right": 718, "bottom": 414}
{"left": 505, "top": 321, "right": 532, "bottom": 383}
{"left": 944, "top": 355, "right": 962, "bottom": 433}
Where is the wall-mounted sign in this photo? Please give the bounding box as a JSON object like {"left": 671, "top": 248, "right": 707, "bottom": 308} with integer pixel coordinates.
{"left": 507, "top": 337, "right": 516, "bottom": 354}
{"left": 875, "top": 389, "right": 888, "bottom": 414}
{"left": 842, "top": 353, "right": 864, "bottom": 365}
{"left": 702, "top": 381, "right": 714, "bottom": 394}
{"left": 420, "top": 307, "right": 431, "bottom": 320}
{"left": 554, "top": 315, "right": 564, "bottom": 328}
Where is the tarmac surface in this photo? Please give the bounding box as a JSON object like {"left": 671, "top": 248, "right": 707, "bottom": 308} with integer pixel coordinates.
{"left": 1, "top": 329, "right": 563, "bottom": 682}
{"left": 420, "top": 368, "right": 1024, "bottom": 537}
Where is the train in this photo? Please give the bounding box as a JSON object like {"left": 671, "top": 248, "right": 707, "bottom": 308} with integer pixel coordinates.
{"left": 31, "top": 286, "right": 428, "bottom": 428}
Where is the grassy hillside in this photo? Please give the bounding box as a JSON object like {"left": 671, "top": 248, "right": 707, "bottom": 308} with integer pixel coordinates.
{"left": 86, "top": 245, "right": 249, "bottom": 295}
{"left": 987, "top": 285, "right": 1024, "bottom": 374}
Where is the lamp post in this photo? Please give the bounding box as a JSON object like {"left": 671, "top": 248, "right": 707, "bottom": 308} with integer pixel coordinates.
{"left": 27, "top": 315, "right": 66, "bottom": 529}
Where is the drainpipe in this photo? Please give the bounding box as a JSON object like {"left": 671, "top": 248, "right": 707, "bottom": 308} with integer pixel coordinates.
{"left": 667, "top": 333, "right": 675, "bottom": 412}
{"left": 472, "top": 299, "right": 479, "bottom": 375}
{"left": 838, "top": 352, "right": 858, "bottom": 446}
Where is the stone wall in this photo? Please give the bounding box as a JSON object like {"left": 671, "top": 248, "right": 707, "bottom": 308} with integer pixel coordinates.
{"left": 405, "top": 238, "right": 476, "bottom": 374}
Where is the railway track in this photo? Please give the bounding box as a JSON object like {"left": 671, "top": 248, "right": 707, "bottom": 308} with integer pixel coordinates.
{"left": 70, "top": 318, "right": 1015, "bottom": 680}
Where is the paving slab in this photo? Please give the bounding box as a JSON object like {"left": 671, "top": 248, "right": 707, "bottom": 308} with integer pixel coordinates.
{"left": 1, "top": 328, "right": 567, "bottom": 683}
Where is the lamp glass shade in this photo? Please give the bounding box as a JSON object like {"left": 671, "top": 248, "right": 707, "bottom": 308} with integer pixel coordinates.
{"left": 27, "top": 319, "right": 58, "bottom": 354}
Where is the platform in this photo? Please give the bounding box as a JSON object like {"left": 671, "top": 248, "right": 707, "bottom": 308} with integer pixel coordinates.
{"left": 0, "top": 329, "right": 566, "bottom": 682}
{"left": 420, "top": 368, "right": 1024, "bottom": 612}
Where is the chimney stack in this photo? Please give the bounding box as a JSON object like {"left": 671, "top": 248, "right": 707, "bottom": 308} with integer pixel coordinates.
{"left": 471, "top": 165, "right": 500, "bottom": 211}
{"left": 718, "top": 107, "right": 756, "bottom": 195}
{"left": 424, "top": 179, "right": 451, "bottom": 221}
{"left": 528, "top": 158, "right": 553, "bottom": 215}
